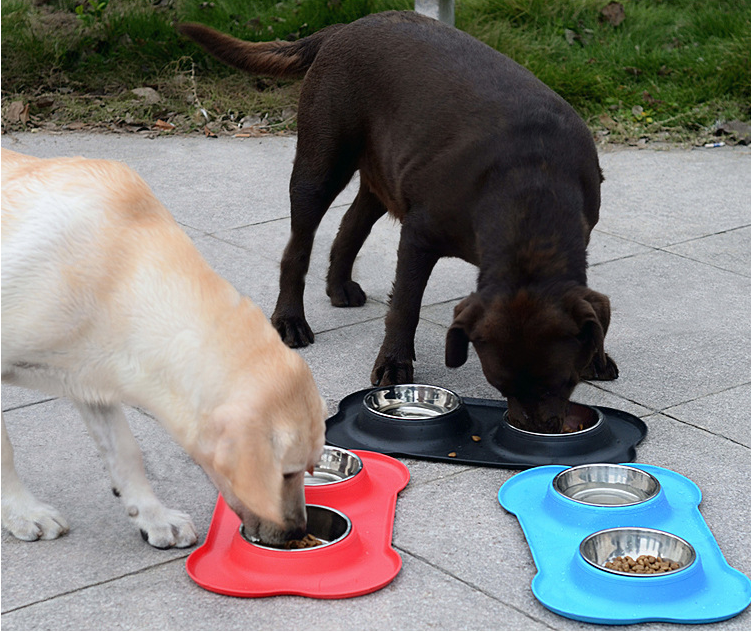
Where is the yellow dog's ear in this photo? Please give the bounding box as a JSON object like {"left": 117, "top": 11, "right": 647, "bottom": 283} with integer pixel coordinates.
{"left": 209, "top": 402, "right": 284, "bottom": 526}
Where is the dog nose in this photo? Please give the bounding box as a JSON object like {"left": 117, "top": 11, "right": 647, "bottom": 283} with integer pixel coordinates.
{"left": 285, "top": 525, "right": 307, "bottom": 541}
{"left": 545, "top": 416, "right": 565, "bottom": 433}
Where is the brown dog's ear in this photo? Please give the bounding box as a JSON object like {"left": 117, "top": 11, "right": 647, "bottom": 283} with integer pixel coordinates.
{"left": 446, "top": 326, "right": 470, "bottom": 367}
{"left": 567, "top": 288, "right": 611, "bottom": 368}
{"left": 446, "top": 294, "right": 483, "bottom": 368}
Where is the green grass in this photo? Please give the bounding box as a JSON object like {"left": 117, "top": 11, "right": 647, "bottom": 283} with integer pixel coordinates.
{"left": 2, "top": 0, "right": 749, "bottom": 143}
{"left": 457, "top": 0, "right": 750, "bottom": 140}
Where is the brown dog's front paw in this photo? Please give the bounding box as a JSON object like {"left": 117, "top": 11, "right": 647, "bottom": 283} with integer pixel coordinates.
{"left": 580, "top": 352, "right": 619, "bottom": 381}
{"left": 271, "top": 314, "right": 315, "bottom": 348}
{"left": 370, "top": 356, "right": 414, "bottom": 386}
{"left": 327, "top": 280, "right": 366, "bottom": 307}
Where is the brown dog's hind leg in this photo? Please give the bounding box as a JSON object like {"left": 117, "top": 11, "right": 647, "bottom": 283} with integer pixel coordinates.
{"left": 327, "top": 186, "right": 387, "bottom": 307}
{"left": 371, "top": 222, "right": 440, "bottom": 385}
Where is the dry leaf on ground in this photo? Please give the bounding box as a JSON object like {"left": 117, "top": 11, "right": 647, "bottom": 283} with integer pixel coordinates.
{"left": 600, "top": 2, "right": 625, "bottom": 27}
{"left": 6, "top": 101, "right": 30, "bottom": 125}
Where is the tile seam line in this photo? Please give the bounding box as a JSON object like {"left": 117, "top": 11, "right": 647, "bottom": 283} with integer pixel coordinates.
{"left": 655, "top": 247, "right": 751, "bottom": 277}
{"left": 0, "top": 555, "right": 190, "bottom": 615}
{"left": 395, "top": 548, "right": 558, "bottom": 630}
{"left": 2, "top": 397, "right": 58, "bottom": 413}
{"left": 587, "top": 381, "right": 750, "bottom": 413}
{"left": 247, "top": 220, "right": 752, "bottom": 274}
{"left": 658, "top": 412, "right": 751, "bottom": 449}
{"left": 665, "top": 223, "right": 752, "bottom": 246}
{"left": 590, "top": 243, "right": 750, "bottom": 277}
{"left": 594, "top": 223, "right": 751, "bottom": 249}
{"left": 312, "top": 313, "right": 389, "bottom": 337}
{"left": 400, "top": 464, "right": 476, "bottom": 489}
{"left": 199, "top": 199, "right": 354, "bottom": 237}
{"left": 204, "top": 214, "right": 290, "bottom": 235}
{"left": 576, "top": 383, "right": 750, "bottom": 448}
{"left": 659, "top": 382, "right": 751, "bottom": 411}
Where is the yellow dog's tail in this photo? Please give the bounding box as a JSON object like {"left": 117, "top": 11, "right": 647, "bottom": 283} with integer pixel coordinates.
{"left": 177, "top": 22, "right": 345, "bottom": 78}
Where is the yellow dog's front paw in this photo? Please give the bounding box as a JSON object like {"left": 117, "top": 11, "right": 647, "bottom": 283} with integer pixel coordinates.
{"left": 2, "top": 497, "right": 70, "bottom": 541}
{"left": 131, "top": 504, "right": 197, "bottom": 549}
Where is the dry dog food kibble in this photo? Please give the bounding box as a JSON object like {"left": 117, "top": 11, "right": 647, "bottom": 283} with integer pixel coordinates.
{"left": 284, "top": 533, "right": 324, "bottom": 549}
{"left": 605, "top": 555, "right": 681, "bottom": 574}
{"left": 561, "top": 423, "right": 585, "bottom": 433}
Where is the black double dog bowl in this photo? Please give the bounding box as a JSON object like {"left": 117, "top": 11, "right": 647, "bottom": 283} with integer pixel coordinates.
{"left": 325, "top": 385, "right": 647, "bottom": 469}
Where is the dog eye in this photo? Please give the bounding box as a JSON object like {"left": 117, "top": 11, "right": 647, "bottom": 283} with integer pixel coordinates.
{"left": 283, "top": 471, "right": 302, "bottom": 480}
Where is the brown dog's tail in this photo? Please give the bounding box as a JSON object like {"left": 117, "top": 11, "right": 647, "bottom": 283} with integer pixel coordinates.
{"left": 177, "top": 22, "right": 343, "bottom": 78}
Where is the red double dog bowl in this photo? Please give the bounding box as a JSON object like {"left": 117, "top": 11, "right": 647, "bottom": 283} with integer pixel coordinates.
{"left": 186, "top": 449, "right": 410, "bottom": 598}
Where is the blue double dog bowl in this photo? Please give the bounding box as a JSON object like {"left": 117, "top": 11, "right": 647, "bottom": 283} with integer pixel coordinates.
{"left": 499, "top": 463, "right": 751, "bottom": 624}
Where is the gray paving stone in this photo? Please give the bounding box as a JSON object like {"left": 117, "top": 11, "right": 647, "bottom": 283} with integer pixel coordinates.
{"left": 0, "top": 550, "right": 547, "bottom": 631}
{"left": 2, "top": 134, "right": 298, "bottom": 231}
{"left": 215, "top": 204, "right": 478, "bottom": 309}
{"left": 395, "top": 436, "right": 750, "bottom": 630}
{"left": 587, "top": 228, "right": 652, "bottom": 265}
{"left": 666, "top": 226, "right": 751, "bottom": 277}
{"left": 597, "top": 146, "right": 750, "bottom": 247}
{"left": 193, "top": 232, "right": 388, "bottom": 329}
{"left": 636, "top": 414, "right": 751, "bottom": 582}
{"left": 1, "top": 399, "right": 216, "bottom": 611}
{"left": 2, "top": 134, "right": 748, "bottom": 630}
{"left": 393, "top": 466, "right": 579, "bottom": 629}
{"left": 1, "top": 384, "right": 56, "bottom": 411}
{"left": 662, "top": 383, "right": 751, "bottom": 447}
{"left": 1, "top": 134, "right": 360, "bottom": 234}
{"left": 298, "top": 318, "right": 498, "bottom": 408}
{"left": 587, "top": 249, "right": 749, "bottom": 410}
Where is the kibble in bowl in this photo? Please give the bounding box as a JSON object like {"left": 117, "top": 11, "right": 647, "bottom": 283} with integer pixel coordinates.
{"left": 580, "top": 527, "right": 695, "bottom": 577}
{"left": 604, "top": 554, "right": 682, "bottom": 574}
{"left": 240, "top": 505, "right": 351, "bottom": 552}
{"left": 503, "top": 402, "right": 603, "bottom": 436}
{"left": 283, "top": 533, "right": 325, "bottom": 549}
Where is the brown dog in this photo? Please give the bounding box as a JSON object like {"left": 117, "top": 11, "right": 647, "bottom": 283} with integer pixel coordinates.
{"left": 178, "top": 11, "right": 619, "bottom": 433}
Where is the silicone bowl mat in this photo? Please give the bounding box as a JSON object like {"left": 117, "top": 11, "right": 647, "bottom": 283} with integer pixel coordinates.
{"left": 325, "top": 388, "right": 647, "bottom": 468}
{"left": 186, "top": 450, "right": 410, "bottom": 598}
{"left": 498, "top": 464, "right": 751, "bottom": 624}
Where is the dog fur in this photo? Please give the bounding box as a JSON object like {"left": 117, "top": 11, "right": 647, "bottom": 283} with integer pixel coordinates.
{"left": 178, "top": 10, "right": 618, "bottom": 433}
{"left": 1, "top": 149, "right": 326, "bottom": 547}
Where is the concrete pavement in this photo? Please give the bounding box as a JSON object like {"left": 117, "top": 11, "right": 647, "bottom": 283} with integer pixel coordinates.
{"left": 1, "top": 131, "right": 749, "bottom": 630}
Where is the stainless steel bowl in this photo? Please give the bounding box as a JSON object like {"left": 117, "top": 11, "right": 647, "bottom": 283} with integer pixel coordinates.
{"left": 503, "top": 402, "right": 604, "bottom": 436}
{"left": 305, "top": 446, "right": 362, "bottom": 485}
{"left": 364, "top": 384, "right": 461, "bottom": 419}
{"left": 240, "top": 505, "right": 351, "bottom": 551}
{"left": 580, "top": 527, "right": 696, "bottom": 576}
{"left": 554, "top": 463, "right": 660, "bottom": 506}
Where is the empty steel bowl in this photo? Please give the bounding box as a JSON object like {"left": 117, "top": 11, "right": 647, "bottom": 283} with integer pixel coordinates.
{"left": 503, "top": 402, "right": 604, "bottom": 436}
{"left": 580, "top": 527, "right": 696, "bottom": 576}
{"left": 363, "top": 384, "right": 462, "bottom": 419}
{"left": 554, "top": 463, "right": 661, "bottom": 506}
{"left": 240, "top": 505, "right": 351, "bottom": 551}
{"left": 305, "top": 446, "right": 363, "bottom": 485}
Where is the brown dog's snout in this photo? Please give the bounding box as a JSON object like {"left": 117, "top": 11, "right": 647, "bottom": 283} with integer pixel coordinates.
{"left": 507, "top": 397, "right": 570, "bottom": 434}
